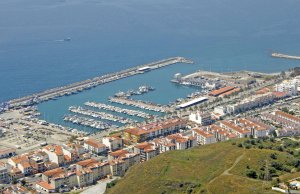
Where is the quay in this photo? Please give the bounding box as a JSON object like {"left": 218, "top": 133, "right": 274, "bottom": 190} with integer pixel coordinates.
{"left": 85, "top": 101, "right": 152, "bottom": 119}
{"left": 271, "top": 52, "right": 300, "bottom": 60}
{"left": 109, "top": 97, "right": 173, "bottom": 113}
{"left": 7, "top": 57, "right": 193, "bottom": 108}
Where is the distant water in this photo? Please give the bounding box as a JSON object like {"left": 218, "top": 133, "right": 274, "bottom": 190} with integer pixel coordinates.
{"left": 1, "top": 0, "right": 300, "bottom": 103}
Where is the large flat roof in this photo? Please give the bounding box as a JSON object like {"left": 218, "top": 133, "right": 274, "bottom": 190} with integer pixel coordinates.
{"left": 177, "top": 97, "right": 208, "bottom": 109}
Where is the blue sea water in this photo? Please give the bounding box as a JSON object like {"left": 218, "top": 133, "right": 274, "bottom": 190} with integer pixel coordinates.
{"left": 1, "top": 0, "right": 300, "bottom": 103}
{"left": 1, "top": 0, "right": 300, "bottom": 131}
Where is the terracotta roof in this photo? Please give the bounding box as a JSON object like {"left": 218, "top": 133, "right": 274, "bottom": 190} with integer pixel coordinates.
{"left": 10, "top": 155, "right": 29, "bottom": 164}
{"left": 76, "top": 168, "right": 93, "bottom": 176}
{"left": 43, "top": 145, "right": 63, "bottom": 155}
{"left": 64, "top": 155, "right": 72, "bottom": 161}
{"left": 36, "top": 181, "right": 54, "bottom": 190}
{"left": 275, "top": 111, "right": 300, "bottom": 123}
{"left": 237, "top": 118, "right": 266, "bottom": 131}
{"left": 220, "top": 88, "right": 240, "bottom": 97}
{"left": 193, "top": 128, "right": 214, "bottom": 138}
{"left": 76, "top": 159, "right": 98, "bottom": 167}
{"left": 85, "top": 139, "right": 106, "bottom": 148}
{"left": 125, "top": 119, "right": 186, "bottom": 136}
{"left": 220, "top": 121, "right": 251, "bottom": 134}
{"left": 109, "top": 149, "right": 128, "bottom": 158}
{"left": 20, "top": 161, "right": 32, "bottom": 169}
{"left": 0, "top": 148, "right": 16, "bottom": 155}
{"left": 135, "top": 142, "right": 154, "bottom": 149}
{"left": 43, "top": 167, "right": 64, "bottom": 177}
{"left": 209, "top": 86, "right": 235, "bottom": 96}
{"left": 256, "top": 87, "right": 271, "bottom": 95}
{"left": 273, "top": 91, "right": 288, "bottom": 98}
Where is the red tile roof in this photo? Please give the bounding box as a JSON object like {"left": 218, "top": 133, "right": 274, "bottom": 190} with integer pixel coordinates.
{"left": 85, "top": 139, "right": 106, "bottom": 148}
{"left": 193, "top": 128, "right": 214, "bottom": 138}
{"left": 275, "top": 111, "right": 300, "bottom": 123}
{"left": 36, "top": 181, "right": 54, "bottom": 190}
{"left": 43, "top": 167, "right": 64, "bottom": 177}
{"left": 209, "top": 86, "right": 235, "bottom": 96}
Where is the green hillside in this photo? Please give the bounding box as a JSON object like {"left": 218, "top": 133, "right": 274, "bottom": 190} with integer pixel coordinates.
{"left": 106, "top": 138, "right": 300, "bottom": 194}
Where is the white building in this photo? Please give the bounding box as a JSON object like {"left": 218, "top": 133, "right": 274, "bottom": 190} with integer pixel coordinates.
{"left": 189, "top": 111, "right": 212, "bottom": 126}
{"left": 275, "top": 79, "right": 298, "bottom": 96}
{"left": 84, "top": 139, "right": 107, "bottom": 155}
{"left": 226, "top": 93, "right": 275, "bottom": 114}
{"left": 213, "top": 106, "right": 228, "bottom": 117}
{"left": 102, "top": 137, "right": 123, "bottom": 152}
{"left": 192, "top": 128, "right": 217, "bottom": 145}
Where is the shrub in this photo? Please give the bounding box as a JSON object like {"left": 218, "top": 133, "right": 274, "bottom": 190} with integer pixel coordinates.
{"left": 246, "top": 169, "right": 257, "bottom": 179}
{"left": 270, "top": 153, "right": 277, "bottom": 160}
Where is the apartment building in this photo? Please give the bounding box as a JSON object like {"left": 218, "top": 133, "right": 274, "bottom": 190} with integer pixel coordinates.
{"left": 84, "top": 139, "right": 107, "bottom": 155}
{"left": 124, "top": 119, "right": 186, "bottom": 143}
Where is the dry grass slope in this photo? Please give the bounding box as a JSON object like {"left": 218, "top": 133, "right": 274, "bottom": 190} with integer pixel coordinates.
{"left": 106, "top": 140, "right": 292, "bottom": 194}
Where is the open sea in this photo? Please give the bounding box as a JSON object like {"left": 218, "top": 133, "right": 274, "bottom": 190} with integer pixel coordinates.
{"left": 1, "top": 0, "right": 300, "bottom": 132}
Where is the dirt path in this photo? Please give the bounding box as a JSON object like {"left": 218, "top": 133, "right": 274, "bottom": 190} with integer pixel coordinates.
{"left": 208, "top": 152, "right": 245, "bottom": 185}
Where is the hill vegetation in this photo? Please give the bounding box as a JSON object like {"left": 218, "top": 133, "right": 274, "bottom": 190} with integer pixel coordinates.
{"left": 106, "top": 137, "right": 300, "bottom": 194}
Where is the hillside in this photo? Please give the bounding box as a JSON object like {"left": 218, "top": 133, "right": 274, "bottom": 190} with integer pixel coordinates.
{"left": 106, "top": 138, "right": 300, "bottom": 194}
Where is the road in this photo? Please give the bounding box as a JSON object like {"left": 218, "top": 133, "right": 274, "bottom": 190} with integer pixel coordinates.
{"left": 81, "top": 178, "right": 117, "bottom": 194}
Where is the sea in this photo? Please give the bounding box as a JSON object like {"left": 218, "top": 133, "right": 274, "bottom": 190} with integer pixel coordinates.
{"left": 1, "top": 0, "right": 300, "bottom": 132}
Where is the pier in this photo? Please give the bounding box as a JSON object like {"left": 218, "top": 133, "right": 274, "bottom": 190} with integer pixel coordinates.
{"left": 271, "top": 53, "right": 300, "bottom": 60}
{"left": 7, "top": 57, "right": 193, "bottom": 108}
{"left": 63, "top": 115, "right": 117, "bottom": 130}
{"left": 109, "top": 97, "right": 172, "bottom": 113}
{"left": 69, "top": 106, "right": 136, "bottom": 124}
{"left": 85, "top": 102, "right": 152, "bottom": 119}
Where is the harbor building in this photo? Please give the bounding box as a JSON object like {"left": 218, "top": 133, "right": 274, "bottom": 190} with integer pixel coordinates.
{"left": 176, "top": 97, "right": 208, "bottom": 109}
{"left": 209, "top": 86, "right": 236, "bottom": 97}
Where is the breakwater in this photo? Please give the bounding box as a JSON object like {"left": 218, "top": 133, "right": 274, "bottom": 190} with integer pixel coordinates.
{"left": 271, "top": 53, "right": 300, "bottom": 60}
{"left": 8, "top": 57, "right": 193, "bottom": 108}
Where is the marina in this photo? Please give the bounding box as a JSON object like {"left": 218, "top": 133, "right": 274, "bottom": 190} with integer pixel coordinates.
{"left": 85, "top": 102, "right": 152, "bottom": 119}
{"left": 63, "top": 115, "right": 117, "bottom": 130}
{"left": 68, "top": 106, "right": 135, "bottom": 125}
{"left": 109, "top": 97, "right": 171, "bottom": 113}
{"left": 114, "top": 85, "right": 155, "bottom": 98}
